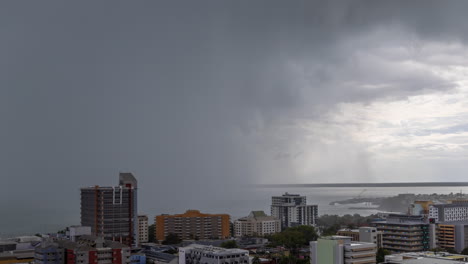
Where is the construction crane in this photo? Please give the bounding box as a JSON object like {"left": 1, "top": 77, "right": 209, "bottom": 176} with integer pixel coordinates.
{"left": 355, "top": 189, "right": 367, "bottom": 199}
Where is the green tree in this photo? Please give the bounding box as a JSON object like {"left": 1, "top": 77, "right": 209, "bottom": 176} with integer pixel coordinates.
{"left": 376, "top": 248, "right": 390, "bottom": 263}
{"left": 252, "top": 256, "right": 261, "bottom": 264}
{"left": 322, "top": 224, "right": 341, "bottom": 236}
{"left": 162, "top": 233, "right": 182, "bottom": 245}
{"left": 431, "top": 247, "right": 445, "bottom": 254}
{"left": 461, "top": 247, "right": 468, "bottom": 255}
{"left": 148, "top": 224, "right": 156, "bottom": 243}
{"left": 445, "top": 248, "right": 458, "bottom": 254}
{"left": 287, "top": 226, "right": 318, "bottom": 242}
{"left": 220, "top": 240, "right": 238, "bottom": 249}
{"left": 230, "top": 222, "right": 235, "bottom": 237}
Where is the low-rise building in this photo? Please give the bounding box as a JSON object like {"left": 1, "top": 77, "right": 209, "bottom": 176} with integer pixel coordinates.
{"left": 336, "top": 229, "right": 360, "bottom": 242}
{"left": 178, "top": 244, "right": 249, "bottom": 264}
{"left": 0, "top": 249, "right": 35, "bottom": 264}
{"left": 336, "top": 227, "right": 383, "bottom": 248}
{"left": 66, "top": 226, "right": 92, "bottom": 242}
{"left": 234, "top": 211, "right": 281, "bottom": 237}
{"left": 130, "top": 253, "right": 146, "bottom": 264}
{"left": 310, "top": 236, "right": 377, "bottom": 264}
{"left": 33, "top": 235, "right": 131, "bottom": 264}
{"left": 34, "top": 240, "right": 63, "bottom": 264}
{"left": 0, "top": 241, "right": 17, "bottom": 253}
{"left": 359, "top": 227, "right": 383, "bottom": 249}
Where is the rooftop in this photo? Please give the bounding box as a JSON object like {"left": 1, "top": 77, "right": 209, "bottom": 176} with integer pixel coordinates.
{"left": 385, "top": 251, "right": 468, "bottom": 264}
{"left": 181, "top": 244, "right": 248, "bottom": 255}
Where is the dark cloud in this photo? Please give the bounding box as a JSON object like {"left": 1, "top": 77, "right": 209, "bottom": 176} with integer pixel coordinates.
{"left": 1, "top": 1, "right": 468, "bottom": 235}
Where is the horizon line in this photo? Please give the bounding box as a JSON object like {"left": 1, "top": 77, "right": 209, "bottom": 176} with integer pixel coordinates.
{"left": 257, "top": 182, "right": 468, "bottom": 188}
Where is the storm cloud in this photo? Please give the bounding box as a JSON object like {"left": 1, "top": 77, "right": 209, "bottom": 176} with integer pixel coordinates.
{"left": 1, "top": 1, "right": 468, "bottom": 235}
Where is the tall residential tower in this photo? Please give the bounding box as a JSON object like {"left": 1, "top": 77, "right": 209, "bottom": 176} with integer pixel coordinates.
{"left": 80, "top": 173, "right": 138, "bottom": 247}
{"left": 271, "top": 192, "right": 318, "bottom": 229}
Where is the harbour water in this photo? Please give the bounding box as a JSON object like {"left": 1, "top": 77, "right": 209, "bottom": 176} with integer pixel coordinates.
{"left": 225, "top": 186, "right": 468, "bottom": 219}
{"left": 2, "top": 186, "right": 468, "bottom": 238}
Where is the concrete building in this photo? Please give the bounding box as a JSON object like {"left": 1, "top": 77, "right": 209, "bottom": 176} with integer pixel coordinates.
{"left": 130, "top": 253, "right": 146, "bottom": 264}
{"left": 310, "top": 236, "right": 377, "bottom": 264}
{"left": 178, "top": 244, "right": 249, "bottom": 264}
{"left": 66, "top": 226, "right": 92, "bottom": 242}
{"left": 383, "top": 251, "right": 468, "bottom": 263}
{"left": 34, "top": 236, "right": 131, "bottom": 264}
{"left": 270, "top": 193, "right": 318, "bottom": 229}
{"left": 0, "top": 241, "right": 17, "bottom": 253}
{"left": 409, "top": 201, "right": 433, "bottom": 217}
{"left": 80, "top": 173, "right": 138, "bottom": 247}
{"left": 336, "top": 229, "right": 360, "bottom": 242}
{"left": 234, "top": 211, "right": 281, "bottom": 237}
{"left": 359, "top": 227, "right": 383, "bottom": 249}
{"left": 335, "top": 228, "right": 383, "bottom": 248}
{"left": 432, "top": 221, "right": 468, "bottom": 252}
{"left": 0, "top": 249, "right": 35, "bottom": 264}
{"left": 138, "top": 215, "right": 149, "bottom": 243}
{"left": 144, "top": 251, "right": 177, "bottom": 264}
{"left": 155, "top": 210, "right": 230, "bottom": 242}
{"left": 34, "top": 240, "right": 64, "bottom": 264}
{"left": 429, "top": 204, "right": 468, "bottom": 223}
{"left": 374, "top": 214, "right": 430, "bottom": 253}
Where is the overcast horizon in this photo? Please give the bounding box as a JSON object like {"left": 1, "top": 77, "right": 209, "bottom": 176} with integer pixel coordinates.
{"left": 2, "top": 1, "right": 468, "bottom": 235}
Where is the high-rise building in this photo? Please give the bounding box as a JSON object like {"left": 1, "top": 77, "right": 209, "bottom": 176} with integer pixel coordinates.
{"left": 310, "top": 236, "right": 377, "bottom": 264}
{"left": 374, "top": 214, "right": 430, "bottom": 253}
{"left": 155, "top": 210, "right": 230, "bottom": 242}
{"left": 138, "top": 215, "right": 149, "bottom": 243}
{"left": 178, "top": 244, "right": 249, "bottom": 264}
{"left": 80, "top": 173, "right": 138, "bottom": 247}
{"left": 234, "top": 211, "right": 281, "bottom": 237}
{"left": 270, "top": 193, "right": 318, "bottom": 228}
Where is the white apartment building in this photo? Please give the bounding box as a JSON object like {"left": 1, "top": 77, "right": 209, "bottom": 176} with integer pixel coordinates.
{"left": 428, "top": 204, "right": 468, "bottom": 223}
{"left": 178, "top": 244, "right": 249, "bottom": 264}
{"left": 271, "top": 193, "right": 318, "bottom": 228}
{"left": 138, "top": 215, "right": 149, "bottom": 243}
{"left": 234, "top": 211, "right": 281, "bottom": 237}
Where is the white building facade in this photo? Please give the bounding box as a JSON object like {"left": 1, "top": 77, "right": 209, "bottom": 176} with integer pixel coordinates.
{"left": 178, "top": 244, "right": 249, "bottom": 264}
{"left": 138, "top": 215, "right": 149, "bottom": 243}
{"left": 271, "top": 193, "right": 318, "bottom": 228}
{"left": 310, "top": 236, "right": 377, "bottom": 264}
{"left": 234, "top": 211, "right": 281, "bottom": 237}
{"left": 429, "top": 204, "right": 468, "bottom": 223}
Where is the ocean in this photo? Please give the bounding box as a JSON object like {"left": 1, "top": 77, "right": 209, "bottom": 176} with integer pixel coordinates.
{"left": 2, "top": 186, "right": 467, "bottom": 238}
{"left": 225, "top": 186, "right": 468, "bottom": 219}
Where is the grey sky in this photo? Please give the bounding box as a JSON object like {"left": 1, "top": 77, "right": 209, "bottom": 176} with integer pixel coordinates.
{"left": 2, "top": 1, "right": 468, "bottom": 235}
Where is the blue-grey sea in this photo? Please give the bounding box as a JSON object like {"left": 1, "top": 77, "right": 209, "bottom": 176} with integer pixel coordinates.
{"left": 2, "top": 186, "right": 467, "bottom": 238}
{"left": 227, "top": 186, "right": 468, "bottom": 219}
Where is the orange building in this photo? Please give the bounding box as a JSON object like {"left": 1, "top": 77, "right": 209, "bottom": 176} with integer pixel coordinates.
{"left": 155, "top": 210, "right": 230, "bottom": 241}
